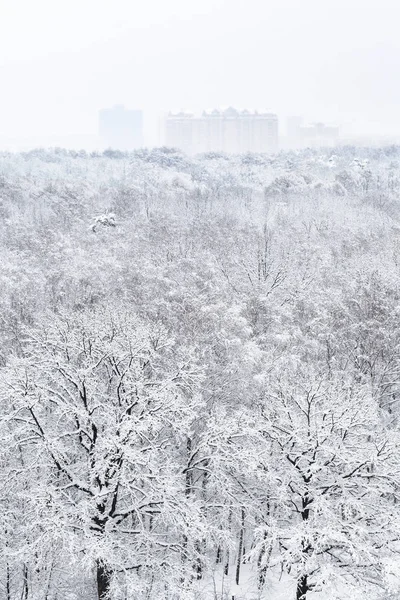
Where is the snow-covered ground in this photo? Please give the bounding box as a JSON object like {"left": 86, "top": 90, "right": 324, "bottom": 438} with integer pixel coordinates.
{"left": 192, "top": 564, "right": 382, "bottom": 600}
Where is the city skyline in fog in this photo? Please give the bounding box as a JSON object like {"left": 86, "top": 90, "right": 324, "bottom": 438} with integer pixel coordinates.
{"left": 1, "top": 0, "right": 400, "bottom": 149}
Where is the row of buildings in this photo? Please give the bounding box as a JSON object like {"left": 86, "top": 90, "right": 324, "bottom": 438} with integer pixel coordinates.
{"left": 99, "top": 105, "right": 340, "bottom": 153}
{"left": 165, "top": 107, "right": 279, "bottom": 154}
{"left": 287, "top": 116, "right": 340, "bottom": 149}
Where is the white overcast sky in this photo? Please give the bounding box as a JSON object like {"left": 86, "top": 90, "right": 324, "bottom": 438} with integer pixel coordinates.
{"left": 0, "top": 0, "right": 400, "bottom": 147}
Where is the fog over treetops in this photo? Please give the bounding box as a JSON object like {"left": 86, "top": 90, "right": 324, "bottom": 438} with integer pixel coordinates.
{"left": 2, "top": 0, "right": 400, "bottom": 147}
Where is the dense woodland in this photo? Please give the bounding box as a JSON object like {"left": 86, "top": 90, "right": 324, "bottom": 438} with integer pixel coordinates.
{"left": 2, "top": 145, "right": 400, "bottom": 600}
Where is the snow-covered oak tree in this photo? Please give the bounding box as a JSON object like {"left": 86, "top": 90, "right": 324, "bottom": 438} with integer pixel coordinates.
{"left": 1, "top": 306, "right": 206, "bottom": 600}
{"left": 249, "top": 367, "right": 400, "bottom": 600}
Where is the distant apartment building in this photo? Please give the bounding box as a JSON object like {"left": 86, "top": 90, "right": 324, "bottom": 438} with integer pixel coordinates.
{"left": 287, "top": 117, "right": 339, "bottom": 148}
{"left": 301, "top": 122, "right": 339, "bottom": 147}
{"left": 287, "top": 116, "right": 304, "bottom": 146}
{"left": 99, "top": 105, "right": 143, "bottom": 150}
{"left": 165, "top": 107, "right": 278, "bottom": 154}
{"left": 165, "top": 111, "right": 194, "bottom": 154}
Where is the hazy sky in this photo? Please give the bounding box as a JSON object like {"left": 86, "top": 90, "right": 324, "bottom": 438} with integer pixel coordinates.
{"left": 1, "top": 0, "right": 400, "bottom": 147}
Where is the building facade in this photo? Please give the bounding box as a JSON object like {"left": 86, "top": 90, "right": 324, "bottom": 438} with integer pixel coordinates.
{"left": 165, "top": 107, "right": 278, "bottom": 154}
{"left": 164, "top": 111, "right": 194, "bottom": 154}
{"left": 99, "top": 105, "right": 143, "bottom": 150}
{"left": 286, "top": 117, "right": 339, "bottom": 148}
{"left": 300, "top": 122, "right": 339, "bottom": 147}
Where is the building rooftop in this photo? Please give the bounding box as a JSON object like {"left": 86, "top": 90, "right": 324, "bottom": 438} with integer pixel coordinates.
{"left": 168, "top": 110, "right": 195, "bottom": 118}
{"left": 168, "top": 107, "right": 278, "bottom": 119}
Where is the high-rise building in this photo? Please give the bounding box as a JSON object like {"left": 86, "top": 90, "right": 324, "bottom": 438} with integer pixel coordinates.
{"left": 287, "top": 116, "right": 303, "bottom": 145}
{"left": 99, "top": 105, "right": 143, "bottom": 150}
{"left": 286, "top": 117, "right": 339, "bottom": 148}
{"left": 164, "top": 111, "right": 194, "bottom": 154}
{"left": 165, "top": 107, "right": 278, "bottom": 154}
{"left": 300, "top": 122, "right": 339, "bottom": 148}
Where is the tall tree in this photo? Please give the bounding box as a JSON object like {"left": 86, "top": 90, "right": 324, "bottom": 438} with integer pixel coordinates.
{"left": 2, "top": 306, "right": 204, "bottom": 599}
{"left": 250, "top": 368, "right": 400, "bottom": 599}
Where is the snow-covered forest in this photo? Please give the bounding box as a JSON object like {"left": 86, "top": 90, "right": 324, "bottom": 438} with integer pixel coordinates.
{"left": 2, "top": 145, "right": 400, "bottom": 600}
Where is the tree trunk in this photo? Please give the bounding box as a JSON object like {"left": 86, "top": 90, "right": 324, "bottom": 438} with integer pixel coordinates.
{"left": 195, "top": 540, "right": 203, "bottom": 580}
{"left": 296, "top": 492, "right": 312, "bottom": 600}
{"left": 235, "top": 508, "right": 245, "bottom": 585}
{"left": 22, "top": 564, "right": 28, "bottom": 600}
{"left": 224, "top": 508, "right": 233, "bottom": 576}
{"left": 257, "top": 498, "right": 272, "bottom": 590}
{"left": 6, "top": 563, "right": 11, "bottom": 600}
{"left": 257, "top": 532, "right": 271, "bottom": 590}
{"left": 296, "top": 574, "right": 309, "bottom": 600}
{"left": 96, "top": 561, "right": 111, "bottom": 600}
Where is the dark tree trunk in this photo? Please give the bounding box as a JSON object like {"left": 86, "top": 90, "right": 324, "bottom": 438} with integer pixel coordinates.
{"left": 182, "top": 437, "right": 193, "bottom": 565}
{"left": 224, "top": 508, "right": 233, "bottom": 576}
{"left": 296, "top": 574, "right": 309, "bottom": 600}
{"left": 22, "top": 564, "right": 28, "bottom": 600}
{"left": 195, "top": 546, "right": 203, "bottom": 579}
{"left": 235, "top": 508, "right": 245, "bottom": 585}
{"left": 6, "top": 563, "right": 11, "bottom": 600}
{"left": 296, "top": 492, "right": 313, "bottom": 600}
{"left": 257, "top": 532, "right": 271, "bottom": 590}
{"left": 195, "top": 466, "right": 210, "bottom": 580}
{"left": 224, "top": 550, "right": 230, "bottom": 576}
{"left": 257, "top": 498, "right": 272, "bottom": 590}
{"left": 96, "top": 561, "right": 111, "bottom": 600}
